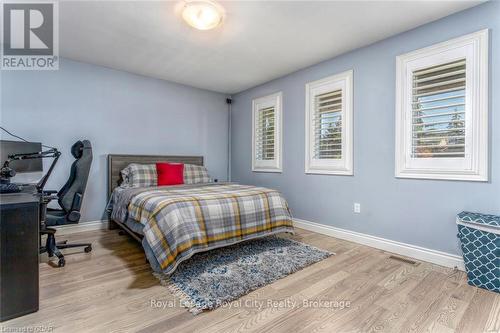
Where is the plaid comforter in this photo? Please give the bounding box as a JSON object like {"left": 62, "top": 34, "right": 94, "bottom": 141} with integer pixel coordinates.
{"left": 120, "top": 183, "right": 294, "bottom": 274}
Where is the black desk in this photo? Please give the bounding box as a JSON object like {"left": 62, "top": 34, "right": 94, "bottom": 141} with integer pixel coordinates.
{"left": 0, "top": 189, "right": 40, "bottom": 321}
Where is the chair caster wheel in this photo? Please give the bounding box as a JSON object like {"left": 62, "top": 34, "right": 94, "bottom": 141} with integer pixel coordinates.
{"left": 84, "top": 245, "right": 92, "bottom": 253}
{"left": 118, "top": 230, "right": 126, "bottom": 236}
{"left": 58, "top": 258, "right": 65, "bottom": 267}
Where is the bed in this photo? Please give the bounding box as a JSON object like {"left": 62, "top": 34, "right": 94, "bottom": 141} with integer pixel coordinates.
{"left": 107, "top": 154, "right": 294, "bottom": 275}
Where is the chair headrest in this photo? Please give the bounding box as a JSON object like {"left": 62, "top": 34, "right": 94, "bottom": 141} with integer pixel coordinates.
{"left": 71, "top": 140, "right": 92, "bottom": 159}
{"left": 71, "top": 141, "right": 84, "bottom": 159}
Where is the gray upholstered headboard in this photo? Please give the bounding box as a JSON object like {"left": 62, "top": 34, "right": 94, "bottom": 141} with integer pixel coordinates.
{"left": 107, "top": 154, "right": 204, "bottom": 198}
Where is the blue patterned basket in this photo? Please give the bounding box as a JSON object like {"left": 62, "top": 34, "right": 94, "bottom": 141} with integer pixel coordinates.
{"left": 456, "top": 212, "right": 500, "bottom": 293}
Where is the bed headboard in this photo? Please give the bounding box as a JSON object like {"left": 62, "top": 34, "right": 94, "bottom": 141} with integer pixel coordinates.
{"left": 107, "top": 154, "right": 204, "bottom": 198}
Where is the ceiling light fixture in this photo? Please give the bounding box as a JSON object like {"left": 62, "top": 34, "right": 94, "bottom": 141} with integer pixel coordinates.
{"left": 181, "top": 0, "right": 224, "bottom": 31}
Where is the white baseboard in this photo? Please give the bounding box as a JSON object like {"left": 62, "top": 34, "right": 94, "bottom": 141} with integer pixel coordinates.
{"left": 293, "top": 218, "right": 465, "bottom": 271}
{"left": 54, "top": 220, "right": 109, "bottom": 236}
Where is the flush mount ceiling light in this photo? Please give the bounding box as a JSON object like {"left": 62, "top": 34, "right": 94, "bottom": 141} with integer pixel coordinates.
{"left": 181, "top": 0, "right": 224, "bottom": 31}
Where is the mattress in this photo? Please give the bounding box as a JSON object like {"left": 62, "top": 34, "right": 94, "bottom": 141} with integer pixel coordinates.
{"left": 109, "top": 183, "right": 294, "bottom": 274}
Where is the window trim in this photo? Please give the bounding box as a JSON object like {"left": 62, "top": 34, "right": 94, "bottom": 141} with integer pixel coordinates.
{"left": 305, "top": 70, "right": 354, "bottom": 175}
{"left": 252, "top": 92, "right": 283, "bottom": 173}
{"left": 395, "top": 29, "right": 489, "bottom": 182}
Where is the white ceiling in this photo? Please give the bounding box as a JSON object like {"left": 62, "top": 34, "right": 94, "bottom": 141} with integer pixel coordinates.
{"left": 60, "top": 1, "right": 482, "bottom": 94}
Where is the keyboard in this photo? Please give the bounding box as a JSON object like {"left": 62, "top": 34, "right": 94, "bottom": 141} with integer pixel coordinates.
{"left": 0, "top": 183, "right": 23, "bottom": 194}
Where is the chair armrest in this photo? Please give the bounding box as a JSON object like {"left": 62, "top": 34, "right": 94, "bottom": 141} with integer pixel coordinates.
{"left": 43, "top": 190, "right": 58, "bottom": 195}
{"left": 41, "top": 194, "right": 58, "bottom": 204}
{"left": 42, "top": 190, "right": 58, "bottom": 204}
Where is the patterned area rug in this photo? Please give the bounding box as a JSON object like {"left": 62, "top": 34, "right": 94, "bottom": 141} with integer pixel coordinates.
{"left": 154, "top": 236, "right": 333, "bottom": 314}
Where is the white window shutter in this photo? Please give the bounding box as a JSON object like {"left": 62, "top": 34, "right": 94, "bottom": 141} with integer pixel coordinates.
{"left": 305, "top": 70, "right": 353, "bottom": 175}
{"left": 395, "top": 29, "right": 488, "bottom": 181}
{"left": 252, "top": 92, "right": 282, "bottom": 172}
{"left": 255, "top": 106, "right": 276, "bottom": 161}
{"left": 411, "top": 59, "right": 466, "bottom": 159}
{"left": 313, "top": 89, "right": 343, "bottom": 160}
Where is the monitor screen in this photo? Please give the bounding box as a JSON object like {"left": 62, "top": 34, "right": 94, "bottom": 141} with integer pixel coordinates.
{"left": 0, "top": 140, "right": 43, "bottom": 173}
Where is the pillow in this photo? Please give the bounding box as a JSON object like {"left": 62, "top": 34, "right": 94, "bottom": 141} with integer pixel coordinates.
{"left": 156, "top": 163, "right": 184, "bottom": 186}
{"left": 120, "top": 163, "right": 157, "bottom": 188}
{"left": 183, "top": 164, "right": 212, "bottom": 184}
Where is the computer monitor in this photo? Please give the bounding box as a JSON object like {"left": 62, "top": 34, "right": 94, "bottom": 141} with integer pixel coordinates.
{"left": 0, "top": 140, "right": 43, "bottom": 183}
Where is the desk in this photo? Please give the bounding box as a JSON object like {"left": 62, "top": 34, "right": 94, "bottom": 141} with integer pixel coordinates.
{"left": 0, "top": 189, "right": 40, "bottom": 321}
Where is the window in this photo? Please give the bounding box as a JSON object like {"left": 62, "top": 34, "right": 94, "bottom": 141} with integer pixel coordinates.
{"left": 395, "top": 30, "right": 488, "bottom": 181}
{"left": 252, "top": 92, "right": 282, "bottom": 172}
{"left": 305, "top": 70, "right": 353, "bottom": 175}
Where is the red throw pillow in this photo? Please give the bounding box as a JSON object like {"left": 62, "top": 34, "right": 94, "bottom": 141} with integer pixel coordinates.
{"left": 156, "top": 162, "right": 184, "bottom": 186}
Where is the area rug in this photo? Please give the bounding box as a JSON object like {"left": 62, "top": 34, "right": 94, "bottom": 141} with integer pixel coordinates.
{"left": 153, "top": 236, "right": 333, "bottom": 314}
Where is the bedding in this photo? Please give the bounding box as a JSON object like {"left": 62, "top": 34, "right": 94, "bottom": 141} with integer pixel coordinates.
{"left": 110, "top": 183, "right": 294, "bottom": 275}
{"left": 156, "top": 162, "right": 184, "bottom": 186}
{"left": 121, "top": 163, "right": 157, "bottom": 187}
{"left": 183, "top": 164, "right": 212, "bottom": 184}
{"left": 120, "top": 163, "right": 212, "bottom": 187}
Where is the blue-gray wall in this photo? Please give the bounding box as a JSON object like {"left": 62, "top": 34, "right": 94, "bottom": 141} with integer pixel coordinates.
{"left": 1, "top": 59, "right": 229, "bottom": 222}
{"left": 231, "top": 2, "right": 499, "bottom": 255}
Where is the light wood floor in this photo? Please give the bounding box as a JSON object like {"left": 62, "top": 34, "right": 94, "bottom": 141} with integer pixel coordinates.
{"left": 2, "top": 228, "right": 499, "bottom": 333}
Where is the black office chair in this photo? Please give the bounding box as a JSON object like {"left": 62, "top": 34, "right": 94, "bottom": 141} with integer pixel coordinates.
{"left": 40, "top": 140, "right": 93, "bottom": 267}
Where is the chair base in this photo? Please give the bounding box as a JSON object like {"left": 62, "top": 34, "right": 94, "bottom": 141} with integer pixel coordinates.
{"left": 40, "top": 227, "right": 92, "bottom": 267}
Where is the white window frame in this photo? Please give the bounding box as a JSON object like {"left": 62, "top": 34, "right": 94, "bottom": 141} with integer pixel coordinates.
{"left": 252, "top": 92, "right": 282, "bottom": 172}
{"left": 305, "top": 70, "right": 353, "bottom": 175}
{"left": 395, "top": 30, "right": 489, "bottom": 181}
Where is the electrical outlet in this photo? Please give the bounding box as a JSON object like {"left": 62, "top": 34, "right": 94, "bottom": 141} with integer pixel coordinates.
{"left": 354, "top": 203, "right": 361, "bottom": 213}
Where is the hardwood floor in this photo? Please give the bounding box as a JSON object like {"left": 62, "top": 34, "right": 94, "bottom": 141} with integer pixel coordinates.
{"left": 2, "top": 227, "right": 499, "bottom": 333}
